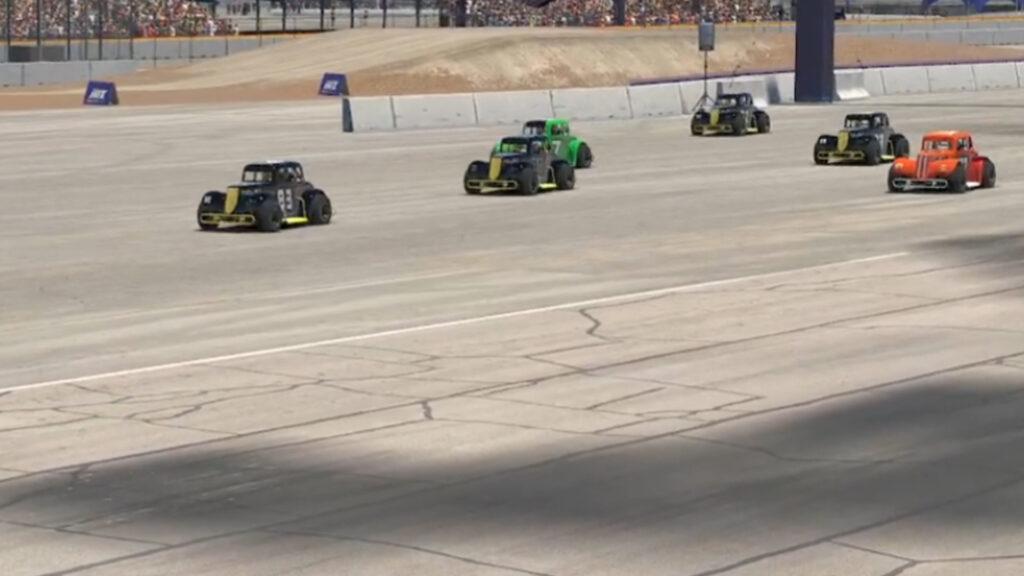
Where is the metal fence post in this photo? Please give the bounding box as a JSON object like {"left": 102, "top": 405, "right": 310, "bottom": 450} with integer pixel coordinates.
{"left": 35, "top": 0, "right": 42, "bottom": 61}
{"left": 65, "top": 0, "right": 71, "bottom": 60}
{"left": 6, "top": 0, "right": 13, "bottom": 63}
{"left": 281, "top": 0, "right": 286, "bottom": 32}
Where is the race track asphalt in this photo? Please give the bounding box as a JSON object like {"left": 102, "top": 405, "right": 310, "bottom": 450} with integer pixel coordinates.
{"left": 1, "top": 90, "right": 1024, "bottom": 575}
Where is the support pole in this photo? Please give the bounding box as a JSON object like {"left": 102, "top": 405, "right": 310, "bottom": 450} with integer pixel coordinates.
{"left": 794, "top": 0, "right": 835, "bottom": 102}
{"left": 36, "top": 0, "right": 42, "bottom": 60}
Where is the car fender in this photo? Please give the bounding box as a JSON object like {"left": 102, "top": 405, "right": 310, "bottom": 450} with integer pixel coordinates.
{"left": 567, "top": 138, "right": 585, "bottom": 165}
{"left": 891, "top": 156, "right": 917, "bottom": 177}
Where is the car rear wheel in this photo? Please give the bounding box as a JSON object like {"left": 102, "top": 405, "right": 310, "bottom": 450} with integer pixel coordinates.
{"left": 755, "top": 112, "right": 771, "bottom": 134}
{"left": 554, "top": 162, "right": 575, "bottom": 190}
{"left": 255, "top": 201, "right": 283, "bottom": 232}
{"left": 981, "top": 159, "right": 996, "bottom": 189}
{"left": 307, "top": 192, "right": 332, "bottom": 225}
{"left": 892, "top": 135, "right": 911, "bottom": 158}
{"left": 575, "top": 143, "right": 593, "bottom": 168}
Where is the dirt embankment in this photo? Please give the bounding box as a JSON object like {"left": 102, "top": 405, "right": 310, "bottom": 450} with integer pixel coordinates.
{"left": 3, "top": 27, "right": 1022, "bottom": 110}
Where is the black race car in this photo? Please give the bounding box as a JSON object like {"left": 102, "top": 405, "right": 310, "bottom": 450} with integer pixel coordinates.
{"left": 464, "top": 136, "right": 575, "bottom": 195}
{"left": 197, "top": 161, "right": 332, "bottom": 232}
{"left": 691, "top": 92, "right": 771, "bottom": 136}
{"left": 813, "top": 112, "right": 910, "bottom": 166}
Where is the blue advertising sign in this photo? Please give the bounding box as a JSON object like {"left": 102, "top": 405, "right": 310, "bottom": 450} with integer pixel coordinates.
{"left": 319, "top": 73, "right": 349, "bottom": 97}
{"left": 83, "top": 81, "right": 119, "bottom": 106}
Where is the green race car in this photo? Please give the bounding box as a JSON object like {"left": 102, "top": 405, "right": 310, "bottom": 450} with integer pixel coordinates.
{"left": 520, "top": 118, "right": 593, "bottom": 169}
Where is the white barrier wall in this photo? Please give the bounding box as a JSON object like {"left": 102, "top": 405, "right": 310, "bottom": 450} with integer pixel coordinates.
{"left": 349, "top": 97, "right": 395, "bottom": 132}
{"left": 880, "top": 66, "right": 931, "bottom": 95}
{"left": 344, "top": 60, "right": 1024, "bottom": 132}
{"left": 972, "top": 62, "right": 1020, "bottom": 90}
{"left": 926, "top": 64, "right": 976, "bottom": 92}
{"left": 551, "top": 87, "right": 632, "bottom": 120}
{"left": 766, "top": 72, "right": 794, "bottom": 104}
{"left": 834, "top": 70, "right": 870, "bottom": 100}
{"left": 0, "top": 64, "right": 22, "bottom": 87}
{"left": 474, "top": 90, "right": 553, "bottom": 125}
{"left": 391, "top": 93, "right": 477, "bottom": 129}
{"left": 626, "top": 83, "right": 685, "bottom": 118}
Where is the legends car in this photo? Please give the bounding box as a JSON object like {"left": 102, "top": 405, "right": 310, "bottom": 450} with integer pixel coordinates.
{"left": 520, "top": 118, "right": 593, "bottom": 168}
{"left": 887, "top": 131, "right": 995, "bottom": 193}
{"left": 197, "top": 161, "right": 332, "bottom": 231}
{"left": 465, "top": 136, "right": 575, "bottom": 195}
{"left": 814, "top": 112, "right": 910, "bottom": 165}
{"left": 691, "top": 92, "right": 771, "bottom": 136}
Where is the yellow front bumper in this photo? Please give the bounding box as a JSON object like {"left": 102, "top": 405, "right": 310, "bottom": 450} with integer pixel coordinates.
{"left": 199, "top": 213, "right": 256, "bottom": 225}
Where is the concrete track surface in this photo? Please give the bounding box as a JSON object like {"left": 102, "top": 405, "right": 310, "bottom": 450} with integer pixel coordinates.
{"left": 2, "top": 90, "right": 1024, "bottom": 575}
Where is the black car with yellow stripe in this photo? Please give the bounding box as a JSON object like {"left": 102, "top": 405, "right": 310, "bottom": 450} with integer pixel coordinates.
{"left": 691, "top": 92, "right": 770, "bottom": 137}
{"left": 813, "top": 113, "right": 910, "bottom": 166}
{"left": 464, "top": 136, "right": 575, "bottom": 196}
{"left": 197, "top": 161, "right": 332, "bottom": 232}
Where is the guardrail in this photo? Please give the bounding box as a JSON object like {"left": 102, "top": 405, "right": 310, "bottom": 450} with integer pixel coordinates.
{"left": 344, "top": 60, "right": 1024, "bottom": 132}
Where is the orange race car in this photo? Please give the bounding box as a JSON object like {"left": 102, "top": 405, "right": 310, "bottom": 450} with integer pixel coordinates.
{"left": 887, "top": 131, "right": 996, "bottom": 193}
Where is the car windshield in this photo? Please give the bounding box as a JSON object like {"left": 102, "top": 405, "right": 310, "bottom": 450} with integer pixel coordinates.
{"left": 497, "top": 141, "right": 529, "bottom": 154}
{"left": 715, "top": 96, "right": 738, "bottom": 108}
{"left": 845, "top": 117, "right": 871, "bottom": 129}
{"left": 922, "top": 139, "right": 953, "bottom": 151}
{"left": 241, "top": 167, "right": 275, "bottom": 183}
{"left": 522, "top": 123, "right": 545, "bottom": 136}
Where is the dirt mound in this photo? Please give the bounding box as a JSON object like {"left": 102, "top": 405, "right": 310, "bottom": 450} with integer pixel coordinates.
{"left": 3, "top": 27, "right": 1022, "bottom": 109}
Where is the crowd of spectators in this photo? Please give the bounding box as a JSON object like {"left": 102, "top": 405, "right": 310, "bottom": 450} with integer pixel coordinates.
{"left": 1, "top": 0, "right": 233, "bottom": 38}
{"left": 459, "top": 0, "right": 774, "bottom": 27}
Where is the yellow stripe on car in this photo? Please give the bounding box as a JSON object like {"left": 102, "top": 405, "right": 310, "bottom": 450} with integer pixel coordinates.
{"left": 838, "top": 131, "right": 849, "bottom": 152}
{"left": 489, "top": 158, "right": 502, "bottom": 181}
{"left": 710, "top": 110, "right": 720, "bottom": 126}
{"left": 225, "top": 187, "right": 239, "bottom": 214}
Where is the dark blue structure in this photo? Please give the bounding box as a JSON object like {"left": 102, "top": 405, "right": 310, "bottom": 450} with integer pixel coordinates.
{"left": 83, "top": 81, "right": 119, "bottom": 106}
{"left": 794, "top": 0, "right": 836, "bottom": 103}
{"left": 319, "top": 73, "right": 349, "bottom": 97}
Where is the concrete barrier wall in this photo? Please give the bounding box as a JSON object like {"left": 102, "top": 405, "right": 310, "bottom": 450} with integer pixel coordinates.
{"left": 392, "top": 93, "right": 477, "bottom": 129}
{"left": 551, "top": 87, "right": 632, "bottom": 120}
{"left": 862, "top": 68, "right": 886, "bottom": 96}
{"left": 0, "top": 64, "right": 23, "bottom": 87}
{"left": 474, "top": 90, "right": 553, "bottom": 125}
{"left": 626, "top": 83, "right": 685, "bottom": 118}
{"left": 880, "top": 66, "right": 931, "bottom": 95}
{"left": 765, "top": 72, "right": 794, "bottom": 104}
{"left": 345, "top": 61, "right": 1024, "bottom": 132}
{"left": 834, "top": 70, "right": 869, "bottom": 100}
{"left": 349, "top": 97, "right": 395, "bottom": 132}
{"left": 926, "top": 64, "right": 976, "bottom": 92}
{"left": 972, "top": 62, "right": 1021, "bottom": 90}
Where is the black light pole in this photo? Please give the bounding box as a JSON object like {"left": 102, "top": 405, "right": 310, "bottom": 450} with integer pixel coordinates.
{"left": 319, "top": 0, "right": 325, "bottom": 30}
{"left": 381, "top": 0, "right": 386, "bottom": 28}
{"left": 36, "top": 0, "right": 42, "bottom": 60}
{"left": 348, "top": 0, "right": 354, "bottom": 28}
{"left": 65, "top": 0, "right": 71, "bottom": 59}
{"left": 256, "top": 0, "right": 262, "bottom": 44}
{"left": 97, "top": 0, "right": 104, "bottom": 60}
{"left": 414, "top": 0, "right": 420, "bottom": 27}
{"left": 281, "top": 0, "right": 286, "bottom": 32}
{"left": 6, "top": 0, "right": 14, "bottom": 62}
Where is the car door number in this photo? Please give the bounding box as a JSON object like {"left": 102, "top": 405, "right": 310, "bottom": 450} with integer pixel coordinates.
{"left": 277, "top": 189, "right": 294, "bottom": 212}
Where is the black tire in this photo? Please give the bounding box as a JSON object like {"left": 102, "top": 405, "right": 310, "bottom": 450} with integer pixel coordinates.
{"left": 575, "top": 143, "right": 593, "bottom": 168}
{"left": 948, "top": 165, "right": 967, "bottom": 194}
{"left": 865, "top": 140, "right": 881, "bottom": 166}
{"left": 307, "top": 191, "right": 332, "bottom": 225}
{"left": 886, "top": 165, "right": 900, "bottom": 193}
{"left": 690, "top": 121, "right": 701, "bottom": 136}
{"left": 197, "top": 210, "right": 218, "bottom": 231}
{"left": 755, "top": 112, "right": 771, "bottom": 134}
{"left": 255, "top": 200, "right": 283, "bottom": 232}
{"left": 731, "top": 115, "right": 746, "bottom": 136}
{"left": 196, "top": 191, "right": 222, "bottom": 231}
{"left": 892, "top": 135, "right": 910, "bottom": 158}
{"left": 463, "top": 161, "right": 487, "bottom": 195}
{"left": 813, "top": 145, "right": 828, "bottom": 166}
{"left": 981, "top": 159, "right": 996, "bottom": 189}
{"left": 518, "top": 168, "right": 539, "bottom": 196}
{"left": 554, "top": 162, "right": 575, "bottom": 190}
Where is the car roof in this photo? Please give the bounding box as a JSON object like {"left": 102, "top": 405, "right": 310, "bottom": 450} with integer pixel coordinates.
{"left": 922, "top": 130, "right": 966, "bottom": 139}
{"left": 717, "top": 93, "right": 749, "bottom": 99}
{"left": 245, "top": 160, "right": 302, "bottom": 168}
{"left": 501, "top": 135, "right": 545, "bottom": 144}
